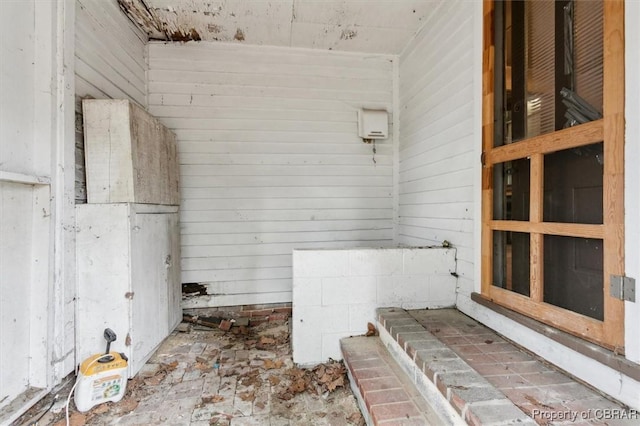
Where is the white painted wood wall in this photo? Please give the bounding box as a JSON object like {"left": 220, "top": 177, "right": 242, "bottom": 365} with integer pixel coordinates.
{"left": 397, "top": 0, "right": 476, "bottom": 296}
{"left": 1, "top": 0, "right": 49, "bottom": 410}
{"left": 75, "top": 0, "right": 148, "bottom": 202}
{"left": 147, "top": 42, "right": 395, "bottom": 307}
{"left": 0, "top": 0, "right": 75, "bottom": 422}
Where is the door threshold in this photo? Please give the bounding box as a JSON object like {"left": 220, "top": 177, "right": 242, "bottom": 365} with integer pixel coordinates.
{"left": 0, "top": 387, "right": 48, "bottom": 426}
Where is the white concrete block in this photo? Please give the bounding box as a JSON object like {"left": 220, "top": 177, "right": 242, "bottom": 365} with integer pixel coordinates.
{"left": 292, "top": 248, "right": 460, "bottom": 366}
{"left": 322, "top": 276, "right": 377, "bottom": 306}
{"left": 376, "top": 277, "right": 398, "bottom": 307}
{"left": 427, "top": 275, "right": 457, "bottom": 304}
{"left": 377, "top": 275, "right": 429, "bottom": 305}
{"left": 402, "top": 248, "right": 456, "bottom": 275}
{"left": 321, "top": 331, "right": 354, "bottom": 361}
{"left": 348, "top": 304, "right": 378, "bottom": 333}
{"left": 292, "top": 309, "right": 323, "bottom": 366}
{"left": 293, "top": 250, "right": 349, "bottom": 278}
{"left": 292, "top": 277, "right": 322, "bottom": 307}
{"left": 348, "top": 249, "right": 403, "bottom": 276}
{"left": 300, "top": 305, "right": 350, "bottom": 333}
{"left": 292, "top": 305, "right": 350, "bottom": 365}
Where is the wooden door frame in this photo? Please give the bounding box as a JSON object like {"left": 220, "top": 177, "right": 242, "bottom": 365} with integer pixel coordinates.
{"left": 480, "top": 0, "right": 625, "bottom": 352}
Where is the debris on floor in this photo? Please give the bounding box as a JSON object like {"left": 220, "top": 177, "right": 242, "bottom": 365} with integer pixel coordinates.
{"left": 276, "top": 360, "right": 346, "bottom": 401}
{"left": 15, "top": 317, "right": 364, "bottom": 426}
{"left": 183, "top": 313, "right": 225, "bottom": 329}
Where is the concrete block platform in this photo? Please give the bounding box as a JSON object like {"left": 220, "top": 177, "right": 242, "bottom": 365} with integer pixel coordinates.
{"left": 342, "top": 308, "right": 637, "bottom": 425}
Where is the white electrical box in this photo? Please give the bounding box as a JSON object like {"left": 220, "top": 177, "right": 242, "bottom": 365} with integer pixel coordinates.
{"left": 358, "top": 109, "right": 388, "bottom": 139}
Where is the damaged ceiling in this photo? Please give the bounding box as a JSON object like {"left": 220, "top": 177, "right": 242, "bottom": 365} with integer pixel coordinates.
{"left": 118, "top": 0, "right": 434, "bottom": 54}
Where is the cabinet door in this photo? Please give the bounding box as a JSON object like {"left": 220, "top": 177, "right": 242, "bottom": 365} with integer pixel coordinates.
{"left": 75, "top": 204, "right": 132, "bottom": 370}
{"left": 130, "top": 212, "right": 171, "bottom": 375}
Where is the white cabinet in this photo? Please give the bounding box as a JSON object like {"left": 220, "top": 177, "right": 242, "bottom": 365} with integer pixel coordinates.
{"left": 75, "top": 203, "right": 180, "bottom": 378}
{"left": 82, "top": 100, "right": 179, "bottom": 205}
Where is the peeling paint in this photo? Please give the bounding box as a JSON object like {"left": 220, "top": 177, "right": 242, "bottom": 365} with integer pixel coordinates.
{"left": 117, "top": 0, "right": 166, "bottom": 40}
{"left": 117, "top": 0, "right": 432, "bottom": 54}
{"left": 169, "top": 28, "right": 202, "bottom": 41}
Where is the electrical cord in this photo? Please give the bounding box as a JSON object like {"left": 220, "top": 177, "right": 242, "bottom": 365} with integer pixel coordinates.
{"left": 65, "top": 381, "right": 78, "bottom": 426}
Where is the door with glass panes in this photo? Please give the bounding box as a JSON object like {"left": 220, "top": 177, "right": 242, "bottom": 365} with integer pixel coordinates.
{"left": 481, "top": 0, "right": 624, "bottom": 351}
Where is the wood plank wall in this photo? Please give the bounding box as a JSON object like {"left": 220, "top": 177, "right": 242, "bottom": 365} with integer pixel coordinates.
{"left": 397, "top": 0, "right": 476, "bottom": 290}
{"left": 147, "top": 42, "right": 395, "bottom": 307}
{"left": 74, "top": 0, "right": 147, "bottom": 202}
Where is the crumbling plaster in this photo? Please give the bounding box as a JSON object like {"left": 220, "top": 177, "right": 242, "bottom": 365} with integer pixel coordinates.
{"left": 118, "top": 0, "right": 434, "bottom": 54}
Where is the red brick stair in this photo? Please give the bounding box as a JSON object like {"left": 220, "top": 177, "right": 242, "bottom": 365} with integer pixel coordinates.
{"left": 341, "top": 336, "right": 453, "bottom": 425}
{"left": 342, "top": 308, "right": 635, "bottom": 425}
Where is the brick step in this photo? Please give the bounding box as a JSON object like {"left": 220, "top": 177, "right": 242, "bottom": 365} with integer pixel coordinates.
{"left": 367, "top": 307, "right": 635, "bottom": 426}
{"left": 341, "top": 336, "right": 455, "bottom": 425}
{"left": 370, "top": 308, "right": 535, "bottom": 425}
{"left": 341, "top": 332, "right": 532, "bottom": 426}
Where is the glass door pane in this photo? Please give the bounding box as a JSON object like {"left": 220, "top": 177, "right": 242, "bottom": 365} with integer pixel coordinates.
{"left": 493, "top": 159, "right": 530, "bottom": 221}
{"left": 543, "top": 142, "right": 603, "bottom": 224}
{"left": 500, "top": 0, "right": 604, "bottom": 147}
{"left": 493, "top": 230, "right": 530, "bottom": 297}
{"left": 544, "top": 235, "right": 604, "bottom": 320}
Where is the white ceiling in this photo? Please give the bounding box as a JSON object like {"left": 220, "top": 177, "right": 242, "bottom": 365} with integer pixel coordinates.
{"left": 118, "top": 0, "right": 435, "bottom": 54}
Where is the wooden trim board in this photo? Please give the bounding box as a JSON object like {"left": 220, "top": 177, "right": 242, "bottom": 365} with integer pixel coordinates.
{"left": 480, "top": 0, "right": 625, "bottom": 351}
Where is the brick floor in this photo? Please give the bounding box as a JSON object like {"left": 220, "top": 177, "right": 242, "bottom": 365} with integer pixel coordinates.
{"left": 15, "top": 321, "right": 364, "bottom": 426}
